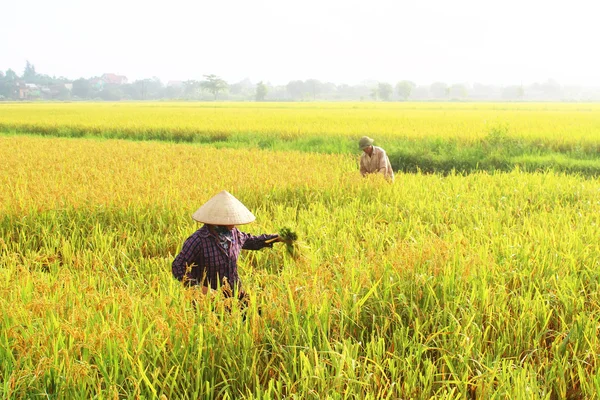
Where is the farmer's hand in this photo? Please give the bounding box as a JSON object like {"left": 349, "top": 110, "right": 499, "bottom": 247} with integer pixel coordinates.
{"left": 273, "top": 235, "right": 293, "bottom": 244}
{"left": 266, "top": 235, "right": 293, "bottom": 245}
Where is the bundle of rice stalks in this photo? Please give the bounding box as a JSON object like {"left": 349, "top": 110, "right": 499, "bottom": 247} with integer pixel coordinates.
{"left": 267, "top": 226, "right": 299, "bottom": 257}
{"left": 282, "top": 227, "right": 303, "bottom": 258}
{"left": 278, "top": 226, "right": 298, "bottom": 242}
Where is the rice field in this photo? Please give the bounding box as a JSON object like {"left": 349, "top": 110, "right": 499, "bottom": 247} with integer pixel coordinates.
{"left": 1, "top": 102, "right": 600, "bottom": 145}
{"left": 3, "top": 101, "right": 600, "bottom": 176}
{"left": 1, "top": 103, "right": 600, "bottom": 398}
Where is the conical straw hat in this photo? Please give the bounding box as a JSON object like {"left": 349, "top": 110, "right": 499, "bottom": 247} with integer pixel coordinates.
{"left": 192, "top": 190, "right": 256, "bottom": 225}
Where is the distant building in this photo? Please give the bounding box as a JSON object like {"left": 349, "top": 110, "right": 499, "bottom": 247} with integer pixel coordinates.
{"left": 19, "top": 83, "right": 41, "bottom": 100}
{"left": 101, "top": 73, "right": 128, "bottom": 85}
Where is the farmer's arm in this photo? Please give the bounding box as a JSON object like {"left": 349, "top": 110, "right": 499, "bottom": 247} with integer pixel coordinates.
{"left": 172, "top": 235, "right": 202, "bottom": 284}
{"left": 377, "top": 150, "right": 389, "bottom": 175}
{"left": 240, "top": 232, "right": 279, "bottom": 250}
{"left": 359, "top": 156, "right": 368, "bottom": 176}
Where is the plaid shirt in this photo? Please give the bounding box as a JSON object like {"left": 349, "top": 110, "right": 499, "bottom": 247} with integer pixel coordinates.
{"left": 172, "top": 225, "right": 277, "bottom": 290}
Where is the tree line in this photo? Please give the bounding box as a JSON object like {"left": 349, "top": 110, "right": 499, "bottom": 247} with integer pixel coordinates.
{"left": 1, "top": 62, "right": 599, "bottom": 101}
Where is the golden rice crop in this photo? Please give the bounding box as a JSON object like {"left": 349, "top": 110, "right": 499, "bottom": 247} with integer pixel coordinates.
{"left": 2, "top": 135, "right": 600, "bottom": 398}
{"left": 1, "top": 102, "right": 600, "bottom": 145}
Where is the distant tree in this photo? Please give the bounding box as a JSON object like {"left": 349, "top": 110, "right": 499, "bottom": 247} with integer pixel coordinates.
{"left": 165, "top": 84, "right": 184, "bottom": 99}
{"left": 396, "top": 80, "right": 416, "bottom": 101}
{"left": 305, "top": 79, "right": 323, "bottom": 100}
{"left": 229, "top": 78, "right": 253, "bottom": 97}
{"left": 370, "top": 87, "right": 379, "bottom": 101}
{"left": 5, "top": 69, "right": 18, "bottom": 82}
{"left": 267, "top": 84, "right": 287, "bottom": 100}
{"left": 286, "top": 80, "right": 305, "bottom": 100}
{"left": 449, "top": 84, "right": 468, "bottom": 99}
{"left": 321, "top": 82, "right": 337, "bottom": 97}
{"left": 72, "top": 78, "right": 92, "bottom": 98}
{"left": 336, "top": 84, "right": 357, "bottom": 99}
{"left": 501, "top": 85, "right": 524, "bottom": 100}
{"left": 32, "top": 73, "right": 55, "bottom": 86}
{"left": 0, "top": 73, "right": 9, "bottom": 99}
{"left": 540, "top": 79, "right": 562, "bottom": 99}
{"left": 352, "top": 84, "right": 373, "bottom": 100}
{"left": 23, "top": 61, "right": 36, "bottom": 82}
{"left": 430, "top": 82, "right": 449, "bottom": 99}
{"left": 183, "top": 80, "right": 201, "bottom": 99}
{"left": 122, "top": 82, "right": 140, "bottom": 100}
{"left": 136, "top": 79, "right": 150, "bottom": 100}
{"left": 98, "top": 85, "right": 123, "bottom": 101}
{"left": 228, "top": 82, "right": 244, "bottom": 96}
{"left": 128, "top": 77, "right": 163, "bottom": 100}
{"left": 378, "top": 82, "right": 393, "bottom": 101}
{"left": 255, "top": 81, "right": 268, "bottom": 101}
{"left": 516, "top": 85, "right": 525, "bottom": 100}
{"left": 0, "top": 69, "right": 19, "bottom": 99}
{"left": 201, "top": 74, "right": 228, "bottom": 100}
{"left": 148, "top": 77, "right": 164, "bottom": 99}
{"left": 52, "top": 84, "right": 71, "bottom": 101}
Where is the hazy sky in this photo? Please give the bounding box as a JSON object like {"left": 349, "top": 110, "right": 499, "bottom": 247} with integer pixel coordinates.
{"left": 1, "top": 0, "right": 598, "bottom": 86}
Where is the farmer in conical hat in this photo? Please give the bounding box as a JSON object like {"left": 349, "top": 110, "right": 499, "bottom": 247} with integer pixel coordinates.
{"left": 172, "top": 190, "right": 284, "bottom": 298}
{"left": 358, "top": 136, "right": 394, "bottom": 182}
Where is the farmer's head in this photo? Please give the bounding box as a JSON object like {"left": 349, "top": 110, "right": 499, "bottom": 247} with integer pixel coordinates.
{"left": 191, "top": 190, "right": 256, "bottom": 227}
{"left": 359, "top": 136, "right": 374, "bottom": 155}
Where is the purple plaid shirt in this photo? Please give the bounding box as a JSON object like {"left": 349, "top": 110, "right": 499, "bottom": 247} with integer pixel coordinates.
{"left": 172, "top": 225, "right": 278, "bottom": 290}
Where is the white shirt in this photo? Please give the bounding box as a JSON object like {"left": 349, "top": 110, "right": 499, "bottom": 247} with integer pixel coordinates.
{"left": 360, "top": 146, "right": 394, "bottom": 181}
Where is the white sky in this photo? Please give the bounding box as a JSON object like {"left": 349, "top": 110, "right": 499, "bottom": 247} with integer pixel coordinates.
{"left": 1, "top": 0, "right": 599, "bottom": 86}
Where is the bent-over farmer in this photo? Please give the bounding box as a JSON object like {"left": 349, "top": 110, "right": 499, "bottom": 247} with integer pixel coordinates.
{"left": 359, "top": 136, "right": 394, "bottom": 182}
{"left": 172, "top": 190, "right": 285, "bottom": 299}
